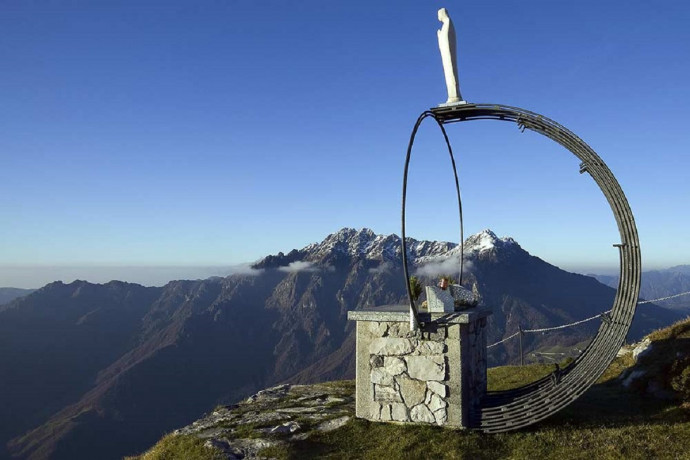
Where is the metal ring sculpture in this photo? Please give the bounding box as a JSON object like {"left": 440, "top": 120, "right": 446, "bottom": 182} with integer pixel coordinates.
{"left": 400, "top": 103, "right": 641, "bottom": 433}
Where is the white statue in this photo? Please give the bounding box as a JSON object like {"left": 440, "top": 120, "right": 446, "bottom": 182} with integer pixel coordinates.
{"left": 437, "top": 8, "right": 463, "bottom": 104}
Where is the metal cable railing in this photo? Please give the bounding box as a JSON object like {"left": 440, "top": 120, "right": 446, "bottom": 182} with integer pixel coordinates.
{"left": 487, "top": 290, "right": 690, "bottom": 349}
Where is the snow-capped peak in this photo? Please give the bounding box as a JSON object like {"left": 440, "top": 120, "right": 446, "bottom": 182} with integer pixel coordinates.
{"left": 304, "top": 228, "right": 518, "bottom": 262}
{"left": 468, "top": 229, "right": 498, "bottom": 251}
{"left": 300, "top": 228, "right": 455, "bottom": 263}
{"left": 256, "top": 228, "right": 521, "bottom": 270}
{"left": 463, "top": 229, "right": 517, "bottom": 255}
{"left": 414, "top": 229, "right": 519, "bottom": 271}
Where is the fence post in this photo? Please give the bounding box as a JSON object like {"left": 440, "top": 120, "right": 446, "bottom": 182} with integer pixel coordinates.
{"left": 518, "top": 326, "right": 524, "bottom": 366}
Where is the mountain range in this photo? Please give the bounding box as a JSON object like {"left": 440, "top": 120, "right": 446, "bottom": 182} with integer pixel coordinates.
{"left": 0, "top": 228, "right": 681, "bottom": 460}
{"left": 594, "top": 265, "right": 690, "bottom": 312}
{"left": 0, "top": 288, "right": 35, "bottom": 306}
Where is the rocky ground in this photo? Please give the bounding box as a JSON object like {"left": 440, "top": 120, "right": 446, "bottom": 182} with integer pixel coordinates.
{"left": 169, "top": 381, "right": 354, "bottom": 459}
{"left": 615, "top": 317, "right": 690, "bottom": 400}
{"left": 134, "top": 317, "right": 690, "bottom": 460}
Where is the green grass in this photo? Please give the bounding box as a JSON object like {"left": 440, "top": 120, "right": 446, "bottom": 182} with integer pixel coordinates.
{"left": 284, "top": 413, "right": 690, "bottom": 460}
{"left": 598, "top": 351, "right": 636, "bottom": 383}
{"left": 141, "top": 319, "right": 690, "bottom": 460}
{"left": 231, "top": 422, "right": 267, "bottom": 439}
{"left": 137, "top": 379, "right": 690, "bottom": 460}
{"left": 280, "top": 350, "right": 690, "bottom": 459}
{"left": 648, "top": 316, "right": 690, "bottom": 342}
{"left": 125, "top": 434, "right": 226, "bottom": 460}
{"left": 283, "top": 378, "right": 690, "bottom": 460}
{"left": 487, "top": 363, "right": 561, "bottom": 391}
{"left": 136, "top": 362, "right": 690, "bottom": 460}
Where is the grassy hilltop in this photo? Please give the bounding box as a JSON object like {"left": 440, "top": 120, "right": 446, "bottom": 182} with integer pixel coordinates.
{"left": 132, "top": 317, "right": 690, "bottom": 460}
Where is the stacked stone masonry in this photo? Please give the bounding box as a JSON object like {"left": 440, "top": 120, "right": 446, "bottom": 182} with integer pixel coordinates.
{"left": 349, "top": 308, "right": 490, "bottom": 428}
{"left": 368, "top": 323, "right": 449, "bottom": 424}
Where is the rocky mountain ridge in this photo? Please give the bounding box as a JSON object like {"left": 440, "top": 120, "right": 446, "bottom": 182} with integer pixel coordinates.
{"left": 252, "top": 228, "right": 517, "bottom": 272}
{"left": 252, "top": 227, "right": 456, "bottom": 270}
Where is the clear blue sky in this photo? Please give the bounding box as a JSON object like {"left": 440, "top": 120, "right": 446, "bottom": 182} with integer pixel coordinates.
{"left": 1, "top": 1, "right": 689, "bottom": 287}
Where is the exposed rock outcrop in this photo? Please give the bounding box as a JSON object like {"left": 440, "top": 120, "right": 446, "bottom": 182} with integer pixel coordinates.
{"left": 170, "top": 382, "right": 354, "bottom": 459}
{"left": 617, "top": 318, "right": 690, "bottom": 401}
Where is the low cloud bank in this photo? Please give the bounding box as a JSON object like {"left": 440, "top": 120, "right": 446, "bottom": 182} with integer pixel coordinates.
{"left": 277, "top": 261, "right": 335, "bottom": 273}
{"left": 278, "top": 261, "right": 319, "bottom": 273}
{"left": 368, "top": 262, "right": 392, "bottom": 274}
{"left": 415, "top": 256, "right": 474, "bottom": 279}
{"left": 0, "top": 264, "right": 263, "bottom": 289}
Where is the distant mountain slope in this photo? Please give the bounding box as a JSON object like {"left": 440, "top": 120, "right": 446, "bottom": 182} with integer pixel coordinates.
{"left": 2, "top": 228, "right": 681, "bottom": 460}
{"left": 667, "top": 265, "right": 690, "bottom": 275}
{"left": 0, "top": 281, "right": 160, "bottom": 459}
{"left": 0, "top": 287, "right": 36, "bottom": 306}
{"left": 594, "top": 266, "right": 690, "bottom": 312}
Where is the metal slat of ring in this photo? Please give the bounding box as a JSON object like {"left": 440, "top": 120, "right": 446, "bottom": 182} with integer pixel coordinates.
{"left": 427, "top": 103, "right": 641, "bottom": 433}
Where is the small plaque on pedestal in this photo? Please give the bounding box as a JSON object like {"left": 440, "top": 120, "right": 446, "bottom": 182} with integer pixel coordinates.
{"left": 426, "top": 284, "right": 478, "bottom": 313}
{"left": 426, "top": 286, "right": 455, "bottom": 312}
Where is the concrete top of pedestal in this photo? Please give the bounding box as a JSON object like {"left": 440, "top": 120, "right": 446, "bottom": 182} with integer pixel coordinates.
{"left": 347, "top": 304, "right": 491, "bottom": 324}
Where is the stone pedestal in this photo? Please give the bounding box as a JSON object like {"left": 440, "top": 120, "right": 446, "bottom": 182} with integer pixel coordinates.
{"left": 347, "top": 306, "right": 491, "bottom": 428}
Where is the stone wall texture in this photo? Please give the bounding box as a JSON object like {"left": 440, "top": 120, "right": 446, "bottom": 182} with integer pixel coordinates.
{"left": 354, "top": 314, "right": 488, "bottom": 428}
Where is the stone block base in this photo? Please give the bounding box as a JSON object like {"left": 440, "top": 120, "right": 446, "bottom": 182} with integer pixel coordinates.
{"left": 348, "top": 307, "right": 490, "bottom": 428}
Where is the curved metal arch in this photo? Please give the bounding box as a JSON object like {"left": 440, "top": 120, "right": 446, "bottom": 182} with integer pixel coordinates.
{"left": 402, "top": 103, "right": 641, "bottom": 432}
{"left": 401, "top": 111, "right": 464, "bottom": 330}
